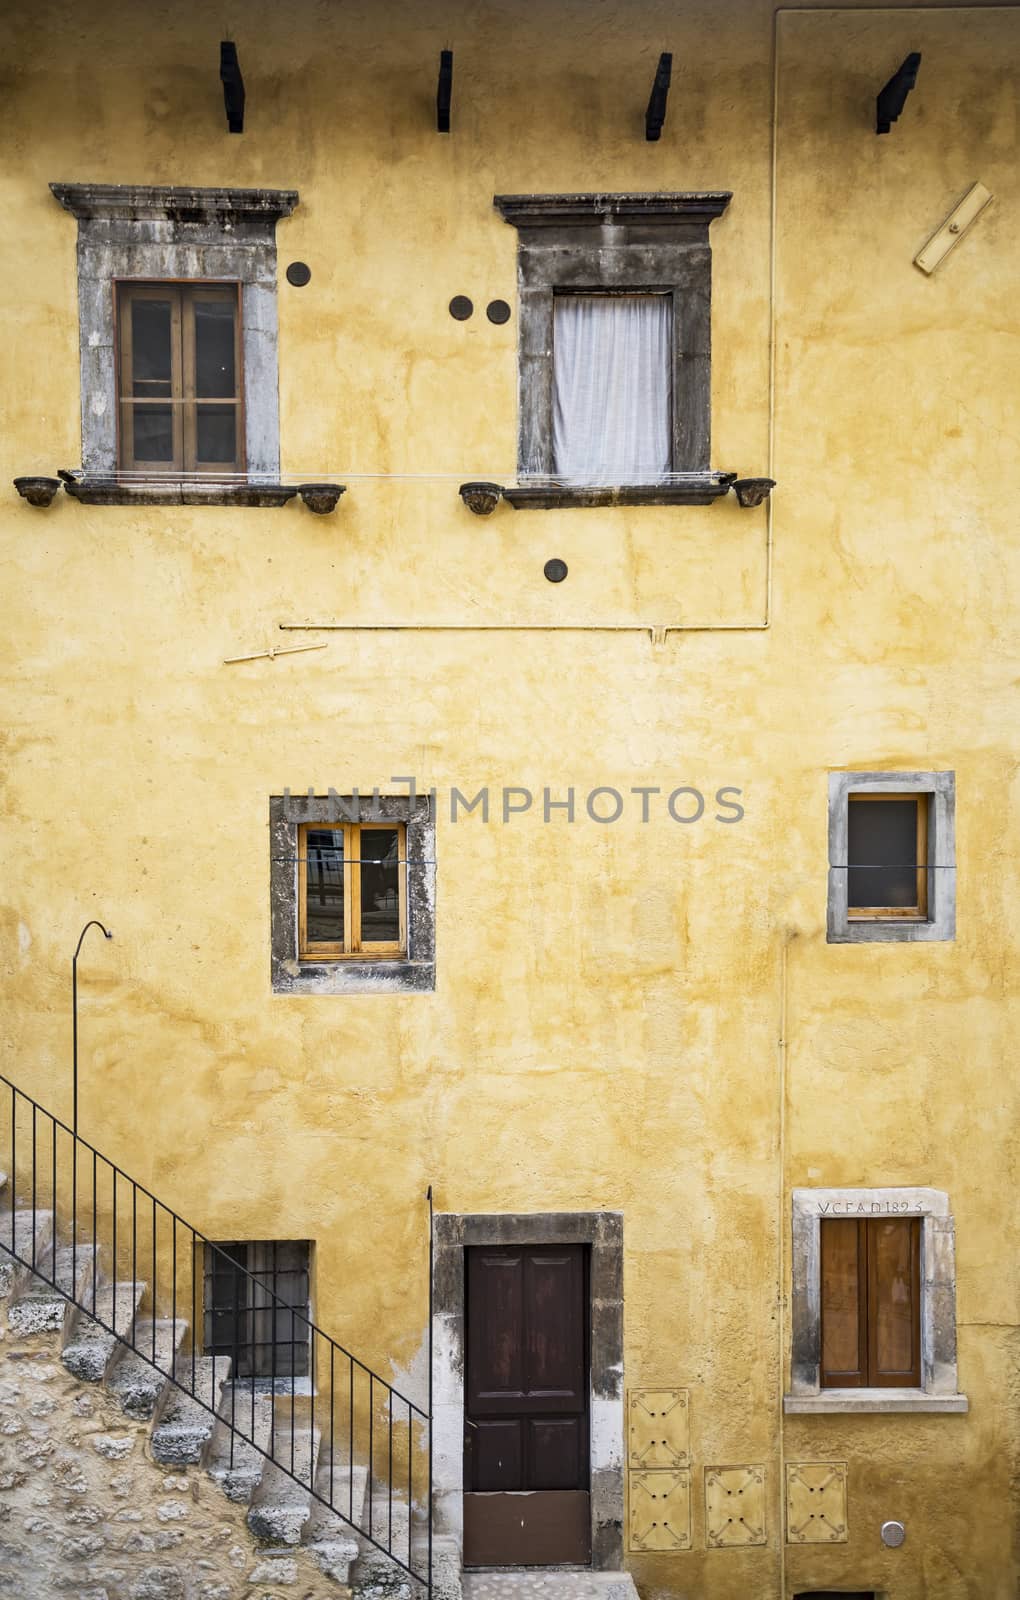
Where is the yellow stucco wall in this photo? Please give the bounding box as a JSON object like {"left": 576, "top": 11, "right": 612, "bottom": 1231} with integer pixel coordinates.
{"left": 0, "top": 0, "right": 1018, "bottom": 1594}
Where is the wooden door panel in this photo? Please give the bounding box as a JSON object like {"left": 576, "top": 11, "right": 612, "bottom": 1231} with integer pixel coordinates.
{"left": 464, "top": 1242, "right": 591, "bottom": 1565}
{"left": 471, "top": 1419, "right": 522, "bottom": 1492}
{"left": 527, "top": 1417, "right": 584, "bottom": 1489}
{"left": 868, "top": 1217, "right": 921, "bottom": 1386}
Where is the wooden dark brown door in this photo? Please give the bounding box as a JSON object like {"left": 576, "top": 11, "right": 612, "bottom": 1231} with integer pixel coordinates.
{"left": 463, "top": 1243, "right": 591, "bottom": 1567}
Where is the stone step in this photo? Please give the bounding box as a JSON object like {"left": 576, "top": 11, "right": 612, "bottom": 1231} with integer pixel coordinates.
{"left": 106, "top": 1318, "right": 188, "bottom": 1419}
{"left": 0, "top": 1208, "right": 54, "bottom": 1298}
{"left": 208, "top": 1387, "right": 278, "bottom": 1503}
{"left": 62, "top": 1278, "right": 146, "bottom": 1381}
{"left": 349, "top": 1490, "right": 429, "bottom": 1591}
{"left": 461, "top": 1574, "right": 640, "bottom": 1600}
{"left": 7, "top": 1244, "right": 99, "bottom": 1336}
{"left": 246, "top": 1423, "right": 320, "bottom": 1546}
{"left": 150, "top": 1354, "right": 232, "bottom": 1465}
{"left": 307, "top": 1462, "right": 369, "bottom": 1584}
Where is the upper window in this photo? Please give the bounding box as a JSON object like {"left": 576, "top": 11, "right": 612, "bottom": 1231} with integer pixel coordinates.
{"left": 117, "top": 282, "right": 243, "bottom": 475}
{"left": 821, "top": 1216, "right": 920, "bottom": 1388}
{"left": 298, "top": 822, "right": 407, "bottom": 960}
{"left": 827, "top": 770, "right": 956, "bottom": 943}
{"left": 51, "top": 183, "right": 297, "bottom": 499}
{"left": 494, "top": 192, "right": 733, "bottom": 508}
{"left": 270, "top": 794, "right": 435, "bottom": 995}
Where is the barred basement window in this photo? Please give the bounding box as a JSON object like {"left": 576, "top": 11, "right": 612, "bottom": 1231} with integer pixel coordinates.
{"left": 204, "top": 1241, "right": 310, "bottom": 1379}
{"left": 117, "top": 282, "right": 243, "bottom": 474}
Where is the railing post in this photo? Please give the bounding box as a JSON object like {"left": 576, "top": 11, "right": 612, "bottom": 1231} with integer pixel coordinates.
{"left": 71, "top": 920, "right": 112, "bottom": 1137}
{"left": 427, "top": 1184, "right": 434, "bottom": 1598}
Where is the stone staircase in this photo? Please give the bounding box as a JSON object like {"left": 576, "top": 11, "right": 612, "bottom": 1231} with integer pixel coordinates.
{"left": 0, "top": 1184, "right": 425, "bottom": 1597}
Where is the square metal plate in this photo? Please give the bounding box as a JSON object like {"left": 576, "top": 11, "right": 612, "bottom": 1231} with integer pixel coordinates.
{"left": 704, "top": 1465, "right": 767, "bottom": 1547}
{"left": 628, "top": 1469, "right": 692, "bottom": 1552}
{"left": 628, "top": 1387, "right": 690, "bottom": 1469}
{"left": 785, "top": 1461, "right": 849, "bottom": 1544}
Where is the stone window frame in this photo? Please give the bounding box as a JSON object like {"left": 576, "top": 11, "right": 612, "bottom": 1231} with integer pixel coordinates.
{"left": 431, "top": 1211, "right": 624, "bottom": 1577}
{"left": 270, "top": 794, "right": 435, "bottom": 995}
{"left": 493, "top": 192, "right": 734, "bottom": 509}
{"left": 827, "top": 770, "right": 956, "bottom": 944}
{"left": 785, "top": 1188, "right": 968, "bottom": 1414}
{"left": 50, "top": 182, "right": 298, "bottom": 504}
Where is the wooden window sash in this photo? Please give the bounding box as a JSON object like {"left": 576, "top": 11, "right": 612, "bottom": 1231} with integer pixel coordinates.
{"left": 820, "top": 1217, "right": 922, "bottom": 1389}
{"left": 298, "top": 822, "right": 407, "bottom": 961}
{"left": 116, "top": 281, "right": 243, "bottom": 475}
{"left": 846, "top": 792, "right": 929, "bottom": 921}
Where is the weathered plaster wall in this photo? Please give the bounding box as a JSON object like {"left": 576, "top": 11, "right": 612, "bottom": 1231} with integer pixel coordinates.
{"left": 0, "top": 1, "right": 1018, "bottom": 1596}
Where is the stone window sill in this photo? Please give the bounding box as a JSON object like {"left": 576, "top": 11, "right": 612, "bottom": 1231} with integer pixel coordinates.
{"left": 502, "top": 473, "right": 736, "bottom": 510}
{"left": 63, "top": 479, "right": 300, "bottom": 508}
{"left": 273, "top": 958, "right": 435, "bottom": 996}
{"left": 784, "top": 1389, "right": 969, "bottom": 1414}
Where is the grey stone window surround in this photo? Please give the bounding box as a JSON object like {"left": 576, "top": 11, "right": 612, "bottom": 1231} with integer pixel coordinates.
{"left": 785, "top": 1187, "right": 968, "bottom": 1415}
{"left": 431, "top": 1211, "right": 625, "bottom": 1577}
{"left": 269, "top": 794, "right": 435, "bottom": 995}
{"left": 827, "top": 770, "right": 956, "bottom": 943}
{"left": 50, "top": 182, "right": 298, "bottom": 501}
{"left": 493, "top": 192, "right": 733, "bottom": 509}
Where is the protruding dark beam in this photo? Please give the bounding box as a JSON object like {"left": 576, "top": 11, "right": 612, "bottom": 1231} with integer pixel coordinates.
{"left": 876, "top": 51, "right": 921, "bottom": 134}
{"left": 437, "top": 49, "right": 453, "bottom": 133}
{"left": 645, "top": 52, "right": 672, "bottom": 142}
{"left": 220, "top": 41, "right": 245, "bottom": 134}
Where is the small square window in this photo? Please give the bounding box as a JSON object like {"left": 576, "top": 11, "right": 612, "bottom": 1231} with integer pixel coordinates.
{"left": 298, "top": 821, "right": 407, "bottom": 959}
{"left": 827, "top": 771, "right": 955, "bottom": 943}
{"left": 116, "top": 282, "right": 244, "bottom": 475}
{"left": 204, "top": 1241, "right": 310, "bottom": 1380}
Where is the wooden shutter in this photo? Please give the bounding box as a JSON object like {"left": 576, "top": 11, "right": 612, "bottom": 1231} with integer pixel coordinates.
{"left": 820, "top": 1216, "right": 921, "bottom": 1388}
{"left": 867, "top": 1217, "right": 921, "bottom": 1386}
{"left": 820, "top": 1219, "right": 867, "bottom": 1387}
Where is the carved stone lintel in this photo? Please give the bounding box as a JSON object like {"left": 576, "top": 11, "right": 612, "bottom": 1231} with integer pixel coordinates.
{"left": 50, "top": 182, "right": 298, "bottom": 226}
{"left": 494, "top": 191, "right": 732, "bottom": 228}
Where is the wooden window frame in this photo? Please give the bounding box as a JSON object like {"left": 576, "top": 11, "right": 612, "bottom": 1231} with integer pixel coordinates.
{"left": 820, "top": 1217, "right": 922, "bottom": 1390}
{"left": 115, "top": 280, "right": 245, "bottom": 475}
{"left": 297, "top": 821, "right": 407, "bottom": 961}
{"left": 846, "top": 791, "right": 928, "bottom": 921}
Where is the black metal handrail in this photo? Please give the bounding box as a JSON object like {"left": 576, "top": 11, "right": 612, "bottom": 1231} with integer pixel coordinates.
{"left": 0, "top": 1070, "right": 430, "bottom": 1589}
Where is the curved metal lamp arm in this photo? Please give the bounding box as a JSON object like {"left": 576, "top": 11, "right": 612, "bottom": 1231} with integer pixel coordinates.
{"left": 72, "top": 920, "right": 113, "bottom": 1135}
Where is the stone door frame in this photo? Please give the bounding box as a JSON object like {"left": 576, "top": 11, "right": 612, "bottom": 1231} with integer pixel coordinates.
{"left": 431, "top": 1211, "right": 625, "bottom": 1572}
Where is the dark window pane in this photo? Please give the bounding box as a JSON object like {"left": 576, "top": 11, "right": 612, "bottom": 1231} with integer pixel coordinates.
{"left": 196, "top": 404, "right": 236, "bottom": 463}
{"left": 194, "top": 300, "right": 236, "bottom": 398}
{"left": 132, "top": 405, "right": 173, "bottom": 461}
{"left": 360, "top": 828, "right": 400, "bottom": 942}
{"left": 305, "top": 829, "right": 343, "bottom": 944}
{"left": 847, "top": 798, "right": 919, "bottom": 908}
{"left": 131, "top": 298, "right": 173, "bottom": 396}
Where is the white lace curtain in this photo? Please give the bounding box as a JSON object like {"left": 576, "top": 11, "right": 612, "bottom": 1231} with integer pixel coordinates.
{"left": 552, "top": 294, "right": 672, "bottom": 485}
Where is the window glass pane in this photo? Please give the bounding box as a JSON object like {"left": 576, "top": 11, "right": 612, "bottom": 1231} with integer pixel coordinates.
{"left": 359, "top": 828, "right": 400, "bottom": 943}
{"left": 305, "top": 829, "right": 343, "bottom": 944}
{"left": 132, "top": 405, "right": 173, "bottom": 462}
{"left": 131, "top": 298, "right": 173, "bottom": 397}
{"left": 194, "top": 299, "right": 236, "bottom": 398}
{"left": 871, "top": 1219, "right": 916, "bottom": 1376}
{"left": 552, "top": 294, "right": 672, "bottom": 485}
{"left": 847, "top": 798, "right": 918, "bottom": 907}
{"left": 196, "top": 405, "right": 237, "bottom": 463}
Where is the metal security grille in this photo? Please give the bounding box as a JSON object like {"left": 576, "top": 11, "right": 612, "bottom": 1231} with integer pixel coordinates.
{"left": 204, "top": 1241, "right": 310, "bottom": 1378}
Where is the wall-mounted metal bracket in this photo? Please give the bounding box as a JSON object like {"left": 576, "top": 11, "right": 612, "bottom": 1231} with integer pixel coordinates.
{"left": 646, "top": 52, "right": 672, "bottom": 141}
{"left": 877, "top": 51, "right": 920, "bottom": 134}
{"left": 914, "top": 182, "right": 992, "bottom": 274}
{"left": 221, "top": 41, "right": 245, "bottom": 134}
{"left": 437, "top": 49, "right": 453, "bottom": 133}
